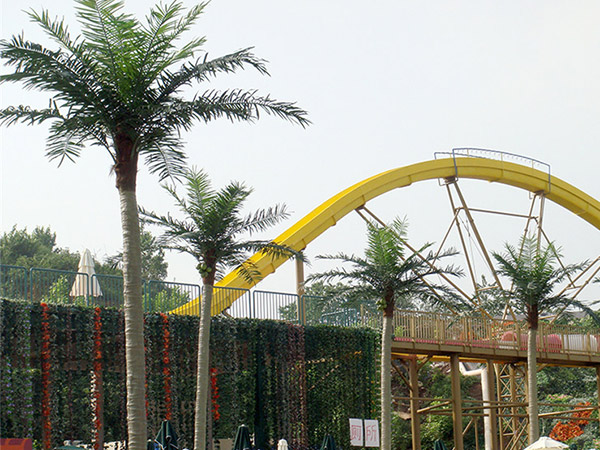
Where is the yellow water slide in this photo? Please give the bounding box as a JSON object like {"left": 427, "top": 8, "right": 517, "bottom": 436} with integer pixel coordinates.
{"left": 172, "top": 157, "right": 600, "bottom": 316}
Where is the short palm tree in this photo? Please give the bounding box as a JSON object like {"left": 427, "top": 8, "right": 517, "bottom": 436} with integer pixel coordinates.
{"left": 1, "top": 2, "right": 308, "bottom": 448}
{"left": 140, "top": 168, "right": 301, "bottom": 450}
{"left": 306, "top": 219, "right": 463, "bottom": 450}
{"left": 492, "top": 236, "right": 598, "bottom": 444}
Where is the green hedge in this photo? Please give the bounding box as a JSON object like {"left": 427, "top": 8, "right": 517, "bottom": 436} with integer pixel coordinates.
{"left": 0, "top": 300, "right": 379, "bottom": 449}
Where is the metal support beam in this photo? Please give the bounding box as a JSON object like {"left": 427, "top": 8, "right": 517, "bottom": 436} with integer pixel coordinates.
{"left": 409, "top": 357, "right": 422, "bottom": 450}
{"left": 451, "top": 181, "right": 504, "bottom": 291}
{"left": 295, "top": 256, "right": 306, "bottom": 325}
{"left": 450, "top": 354, "right": 464, "bottom": 450}
{"left": 445, "top": 184, "right": 480, "bottom": 296}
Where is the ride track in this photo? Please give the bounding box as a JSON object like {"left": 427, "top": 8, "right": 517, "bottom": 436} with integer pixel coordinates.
{"left": 172, "top": 156, "right": 600, "bottom": 316}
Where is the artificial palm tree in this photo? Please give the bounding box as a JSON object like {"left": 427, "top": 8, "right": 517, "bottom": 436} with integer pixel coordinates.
{"left": 0, "top": 2, "right": 308, "bottom": 449}
{"left": 140, "top": 168, "right": 301, "bottom": 450}
{"left": 492, "top": 236, "right": 597, "bottom": 444}
{"left": 306, "top": 219, "right": 463, "bottom": 450}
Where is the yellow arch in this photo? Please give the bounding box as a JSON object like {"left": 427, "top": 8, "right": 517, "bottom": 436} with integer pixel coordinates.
{"left": 172, "top": 157, "right": 600, "bottom": 315}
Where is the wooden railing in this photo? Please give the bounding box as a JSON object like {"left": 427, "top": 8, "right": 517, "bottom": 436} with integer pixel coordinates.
{"left": 391, "top": 309, "right": 600, "bottom": 357}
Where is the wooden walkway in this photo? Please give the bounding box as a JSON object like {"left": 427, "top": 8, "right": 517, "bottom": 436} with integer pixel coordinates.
{"left": 390, "top": 309, "right": 600, "bottom": 366}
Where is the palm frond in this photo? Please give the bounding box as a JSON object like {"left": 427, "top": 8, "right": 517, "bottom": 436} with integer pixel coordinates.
{"left": 138, "top": 2, "right": 207, "bottom": 78}
{"left": 44, "top": 112, "right": 112, "bottom": 160}
{"left": 156, "top": 48, "right": 269, "bottom": 99}
{"left": 492, "top": 236, "right": 592, "bottom": 324}
{"left": 161, "top": 90, "right": 309, "bottom": 127}
{"left": 74, "top": 0, "right": 137, "bottom": 80}
{"left": 232, "top": 204, "right": 289, "bottom": 236}
{"left": 46, "top": 122, "right": 86, "bottom": 165}
{"left": 0, "top": 105, "right": 62, "bottom": 126}
{"left": 0, "top": 35, "right": 102, "bottom": 108}
{"left": 142, "top": 134, "right": 187, "bottom": 182}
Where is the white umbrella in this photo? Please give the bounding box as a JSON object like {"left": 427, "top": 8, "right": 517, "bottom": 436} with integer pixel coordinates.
{"left": 277, "top": 439, "right": 288, "bottom": 450}
{"left": 523, "top": 437, "right": 569, "bottom": 450}
{"left": 70, "top": 249, "right": 102, "bottom": 297}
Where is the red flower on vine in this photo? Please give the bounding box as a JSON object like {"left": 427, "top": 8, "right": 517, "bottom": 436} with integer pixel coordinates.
{"left": 92, "top": 307, "right": 103, "bottom": 450}
{"left": 161, "top": 313, "right": 172, "bottom": 420}
{"left": 211, "top": 367, "right": 220, "bottom": 421}
{"left": 40, "top": 303, "right": 52, "bottom": 450}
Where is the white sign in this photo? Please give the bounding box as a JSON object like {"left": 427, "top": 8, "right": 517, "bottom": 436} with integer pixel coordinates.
{"left": 364, "top": 419, "right": 380, "bottom": 447}
{"left": 349, "top": 418, "right": 364, "bottom": 446}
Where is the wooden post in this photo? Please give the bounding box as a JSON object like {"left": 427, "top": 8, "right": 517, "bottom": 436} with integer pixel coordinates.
{"left": 295, "top": 257, "right": 305, "bottom": 325}
{"left": 450, "top": 354, "right": 464, "bottom": 450}
{"left": 409, "top": 357, "right": 421, "bottom": 450}
{"left": 486, "top": 360, "right": 499, "bottom": 450}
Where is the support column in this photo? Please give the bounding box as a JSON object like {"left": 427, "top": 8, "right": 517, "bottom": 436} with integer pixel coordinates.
{"left": 295, "top": 257, "right": 306, "bottom": 325}
{"left": 450, "top": 354, "right": 464, "bottom": 450}
{"left": 510, "top": 365, "right": 520, "bottom": 447}
{"left": 485, "top": 361, "right": 498, "bottom": 450}
{"left": 409, "top": 357, "right": 421, "bottom": 450}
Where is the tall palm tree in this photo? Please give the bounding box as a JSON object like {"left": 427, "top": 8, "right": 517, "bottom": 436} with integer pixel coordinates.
{"left": 306, "top": 219, "right": 463, "bottom": 450}
{"left": 140, "top": 168, "right": 301, "bottom": 450}
{"left": 0, "top": 2, "right": 308, "bottom": 449}
{"left": 492, "top": 236, "right": 597, "bottom": 444}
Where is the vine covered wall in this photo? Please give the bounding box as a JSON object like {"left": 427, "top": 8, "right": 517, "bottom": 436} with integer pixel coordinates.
{"left": 0, "top": 300, "right": 379, "bottom": 449}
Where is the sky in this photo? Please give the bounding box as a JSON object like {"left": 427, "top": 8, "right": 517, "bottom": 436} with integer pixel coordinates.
{"left": 1, "top": 1, "right": 599, "bottom": 302}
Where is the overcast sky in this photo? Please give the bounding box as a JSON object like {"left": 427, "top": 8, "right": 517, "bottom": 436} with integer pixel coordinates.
{"left": 1, "top": 1, "right": 599, "bottom": 299}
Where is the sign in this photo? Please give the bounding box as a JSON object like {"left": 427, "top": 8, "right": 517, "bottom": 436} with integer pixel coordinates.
{"left": 364, "top": 419, "right": 380, "bottom": 447}
{"left": 0, "top": 439, "right": 32, "bottom": 450}
{"left": 349, "top": 418, "right": 364, "bottom": 446}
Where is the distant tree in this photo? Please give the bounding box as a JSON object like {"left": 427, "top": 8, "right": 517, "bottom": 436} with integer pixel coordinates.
{"left": 279, "top": 281, "right": 383, "bottom": 324}
{"left": 106, "top": 225, "right": 169, "bottom": 280}
{"left": 0, "top": 226, "right": 79, "bottom": 270}
{"left": 306, "top": 218, "right": 463, "bottom": 450}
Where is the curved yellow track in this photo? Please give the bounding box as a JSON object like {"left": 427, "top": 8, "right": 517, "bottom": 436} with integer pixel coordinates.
{"left": 172, "top": 157, "right": 600, "bottom": 315}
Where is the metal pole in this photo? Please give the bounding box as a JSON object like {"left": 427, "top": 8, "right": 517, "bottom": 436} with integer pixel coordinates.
{"left": 451, "top": 182, "right": 504, "bottom": 290}
{"left": 451, "top": 354, "right": 464, "bottom": 450}
{"left": 295, "top": 257, "right": 306, "bottom": 325}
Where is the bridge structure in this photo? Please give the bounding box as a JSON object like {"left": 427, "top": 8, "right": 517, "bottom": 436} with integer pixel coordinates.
{"left": 172, "top": 150, "right": 600, "bottom": 450}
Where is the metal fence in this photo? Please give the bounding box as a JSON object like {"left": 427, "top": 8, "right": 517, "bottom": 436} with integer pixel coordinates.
{"left": 0, "top": 264, "right": 371, "bottom": 327}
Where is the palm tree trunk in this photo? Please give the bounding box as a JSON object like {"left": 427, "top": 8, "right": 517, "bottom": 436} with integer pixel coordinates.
{"left": 527, "top": 327, "right": 539, "bottom": 444}
{"left": 118, "top": 187, "right": 147, "bottom": 450}
{"left": 380, "top": 312, "right": 393, "bottom": 450}
{"left": 194, "top": 283, "right": 213, "bottom": 450}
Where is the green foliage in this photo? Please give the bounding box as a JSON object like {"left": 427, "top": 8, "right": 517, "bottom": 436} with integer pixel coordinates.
{"left": 538, "top": 366, "right": 597, "bottom": 400}
{"left": 420, "top": 411, "right": 454, "bottom": 449}
{"left": 492, "top": 236, "right": 596, "bottom": 327}
{"left": 0, "top": 0, "right": 309, "bottom": 179}
{"left": 307, "top": 218, "right": 464, "bottom": 314}
{"left": 44, "top": 276, "right": 75, "bottom": 305}
{"left": 140, "top": 168, "right": 300, "bottom": 284}
{"left": 105, "top": 226, "right": 168, "bottom": 281}
{"left": 0, "top": 300, "right": 378, "bottom": 449}
{"left": 280, "top": 281, "right": 379, "bottom": 324}
{"left": 145, "top": 285, "right": 191, "bottom": 312}
{"left": 305, "top": 325, "right": 380, "bottom": 448}
{"left": 391, "top": 414, "right": 412, "bottom": 450}
{"left": 0, "top": 226, "right": 79, "bottom": 270}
